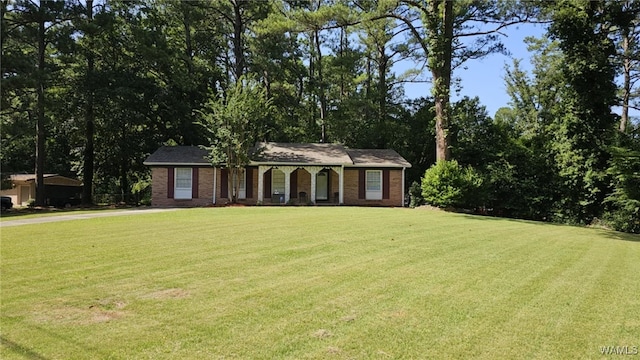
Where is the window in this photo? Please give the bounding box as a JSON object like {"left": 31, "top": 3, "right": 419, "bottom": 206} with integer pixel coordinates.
{"left": 271, "top": 169, "right": 285, "bottom": 195}
{"left": 366, "top": 170, "right": 382, "bottom": 200}
{"left": 232, "top": 169, "right": 246, "bottom": 199}
{"left": 175, "top": 168, "right": 192, "bottom": 199}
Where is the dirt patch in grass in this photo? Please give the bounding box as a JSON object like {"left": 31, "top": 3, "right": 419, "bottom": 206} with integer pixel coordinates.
{"left": 312, "top": 329, "right": 332, "bottom": 339}
{"left": 33, "top": 299, "right": 127, "bottom": 325}
{"left": 141, "top": 288, "right": 190, "bottom": 300}
{"left": 415, "top": 205, "right": 443, "bottom": 211}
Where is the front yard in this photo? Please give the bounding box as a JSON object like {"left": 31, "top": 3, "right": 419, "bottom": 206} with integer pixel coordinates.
{"left": 1, "top": 207, "right": 638, "bottom": 359}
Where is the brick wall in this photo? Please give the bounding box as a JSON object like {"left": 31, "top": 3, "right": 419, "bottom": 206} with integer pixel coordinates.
{"left": 151, "top": 167, "right": 214, "bottom": 207}
{"left": 343, "top": 168, "right": 404, "bottom": 207}
{"left": 152, "top": 166, "right": 405, "bottom": 207}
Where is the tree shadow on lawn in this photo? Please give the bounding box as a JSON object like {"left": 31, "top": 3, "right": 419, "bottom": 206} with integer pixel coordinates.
{"left": 1, "top": 335, "right": 49, "bottom": 360}
{"left": 1, "top": 322, "right": 115, "bottom": 360}
{"left": 455, "top": 213, "right": 640, "bottom": 243}
{"left": 0, "top": 205, "right": 145, "bottom": 220}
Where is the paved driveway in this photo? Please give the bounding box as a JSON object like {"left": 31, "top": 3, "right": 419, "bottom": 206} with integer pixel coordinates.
{"left": 0, "top": 208, "right": 180, "bottom": 228}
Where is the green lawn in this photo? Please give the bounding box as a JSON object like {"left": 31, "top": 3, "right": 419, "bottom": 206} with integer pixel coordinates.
{"left": 1, "top": 207, "right": 638, "bottom": 359}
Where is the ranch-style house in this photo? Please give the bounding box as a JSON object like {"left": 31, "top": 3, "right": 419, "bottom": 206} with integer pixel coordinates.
{"left": 144, "top": 142, "right": 411, "bottom": 207}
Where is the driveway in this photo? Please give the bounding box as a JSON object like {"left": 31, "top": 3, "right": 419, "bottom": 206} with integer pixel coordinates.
{"left": 0, "top": 208, "right": 181, "bottom": 228}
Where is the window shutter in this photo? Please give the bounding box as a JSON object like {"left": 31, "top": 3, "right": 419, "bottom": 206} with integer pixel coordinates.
{"left": 358, "top": 169, "right": 365, "bottom": 199}
{"left": 290, "top": 169, "right": 297, "bottom": 198}
{"left": 383, "top": 169, "right": 390, "bottom": 199}
{"left": 246, "top": 167, "right": 253, "bottom": 198}
{"left": 192, "top": 168, "right": 199, "bottom": 199}
{"left": 264, "top": 169, "right": 272, "bottom": 197}
{"left": 221, "top": 168, "right": 228, "bottom": 198}
{"left": 167, "top": 168, "right": 174, "bottom": 198}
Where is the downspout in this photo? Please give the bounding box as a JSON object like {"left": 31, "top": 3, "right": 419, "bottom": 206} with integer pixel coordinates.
{"left": 213, "top": 166, "right": 217, "bottom": 205}
{"left": 401, "top": 167, "right": 406, "bottom": 207}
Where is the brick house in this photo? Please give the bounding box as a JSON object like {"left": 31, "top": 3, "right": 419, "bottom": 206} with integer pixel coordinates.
{"left": 143, "top": 142, "right": 411, "bottom": 207}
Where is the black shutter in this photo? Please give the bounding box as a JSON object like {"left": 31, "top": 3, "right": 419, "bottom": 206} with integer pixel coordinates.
{"left": 221, "top": 169, "right": 228, "bottom": 198}
{"left": 358, "top": 169, "right": 365, "bottom": 199}
{"left": 246, "top": 167, "right": 253, "bottom": 198}
{"left": 264, "top": 169, "right": 272, "bottom": 197}
{"left": 192, "top": 168, "right": 199, "bottom": 199}
{"left": 383, "top": 169, "right": 390, "bottom": 200}
{"left": 167, "top": 168, "right": 174, "bottom": 198}
{"left": 290, "top": 169, "right": 297, "bottom": 198}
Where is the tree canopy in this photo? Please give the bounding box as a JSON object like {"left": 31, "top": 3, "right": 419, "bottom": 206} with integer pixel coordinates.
{"left": 1, "top": 0, "right": 638, "bottom": 232}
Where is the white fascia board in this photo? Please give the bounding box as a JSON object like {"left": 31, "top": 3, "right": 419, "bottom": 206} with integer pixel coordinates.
{"left": 248, "top": 161, "right": 352, "bottom": 167}
{"left": 143, "top": 162, "right": 212, "bottom": 167}
{"left": 345, "top": 164, "right": 411, "bottom": 168}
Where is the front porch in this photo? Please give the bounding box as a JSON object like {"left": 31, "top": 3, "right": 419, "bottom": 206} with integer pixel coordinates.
{"left": 257, "top": 165, "right": 344, "bottom": 205}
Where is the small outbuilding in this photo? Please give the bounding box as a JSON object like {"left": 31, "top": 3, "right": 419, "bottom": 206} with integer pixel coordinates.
{"left": 0, "top": 174, "right": 83, "bottom": 207}
{"left": 144, "top": 142, "right": 412, "bottom": 207}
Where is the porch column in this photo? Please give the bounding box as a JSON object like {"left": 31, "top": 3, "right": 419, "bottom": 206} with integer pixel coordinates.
{"left": 338, "top": 166, "right": 344, "bottom": 205}
{"left": 305, "top": 166, "right": 322, "bottom": 204}
{"left": 257, "top": 165, "right": 270, "bottom": 203}
{"left": 278, "top": 166, "right": 297, "bottom": 204}
{"left": 213, "top": 166, "right": 217, "bottom": 205}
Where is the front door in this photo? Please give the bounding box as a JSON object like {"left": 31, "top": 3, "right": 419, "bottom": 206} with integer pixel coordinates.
{"left": 316, "top": 171, "right": 328, "bottom": 201}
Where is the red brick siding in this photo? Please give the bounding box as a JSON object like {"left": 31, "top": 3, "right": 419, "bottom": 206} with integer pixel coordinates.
{"left": 343, "top": 168, "right": 404, "bottom": 207}
{"left": 151, "top": 167, "right": 213, "bottom": 207}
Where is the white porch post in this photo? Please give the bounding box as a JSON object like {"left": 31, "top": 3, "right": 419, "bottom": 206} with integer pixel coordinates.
{"left": 258, "top": 165, "right": 269, "bottom": 203}
{"left": 305, "top": 166, "right": 321, "bottom": 204}
{"left": 338, "top": 166, "right": 344, "bottom": 205}
{"left": 278, "top": 166, "right": 297, "bottom": 204}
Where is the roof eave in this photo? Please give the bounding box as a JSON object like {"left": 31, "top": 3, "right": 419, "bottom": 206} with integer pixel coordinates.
{"left": 248, "top": 161, "right": 353, "bottom": 167}
{"left": 143, "top": 162, "right": 211, "bottom": 167}
{"left": 347, "top": 164, "right": 412, "bottom": 168}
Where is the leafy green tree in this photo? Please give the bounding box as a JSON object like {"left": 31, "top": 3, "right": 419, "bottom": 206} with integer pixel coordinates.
{"left": 2, "top": 0, "right": 73, "bottom": 205}
{"left": 385, "top": 0, "right": 537, "bottom": 162}
{"left": 610, "top": 0, "right": 640, "bottom": 133}
{"left": 548, "top": 0, "right": 618, "bottom": 223}
{"left": 198, "top": 78, "right": 273, "bottom": 203}
{"left": 605, "top": 143, "right": 640, "bottom": 233}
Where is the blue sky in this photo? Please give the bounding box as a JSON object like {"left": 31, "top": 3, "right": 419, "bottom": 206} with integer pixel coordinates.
{"left": 398, "top": 23, "right": 637, "bottom": 120}
{"left": 399, "top": 23, "right": 545, "bottom": 117}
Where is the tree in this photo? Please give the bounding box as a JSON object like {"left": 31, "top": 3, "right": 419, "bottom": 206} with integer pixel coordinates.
{"left": 2, "top": 0, "right": 72, "bottom": 206}
{"left": 385, "top": 0, "right": 537, "bottom": 161}
{"left": 548, "top": 0, "right": 618, "bottom": 223}
{"left": 198, "top": 78, "right": 273, "bottom": 203}
{"left": 611, "top": 0, "right": 640, "bottom": 133}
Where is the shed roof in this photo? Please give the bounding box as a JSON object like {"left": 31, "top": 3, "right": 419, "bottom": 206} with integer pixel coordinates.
{"left": 143, "top": 146, "right": 210, "bottom": 166}
{"left": 9, "top": 174, "right": 83, "bottom": 186}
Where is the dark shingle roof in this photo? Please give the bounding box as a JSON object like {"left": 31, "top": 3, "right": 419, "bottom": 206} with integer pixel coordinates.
{"left": 143, "top": 146, "right": 209, "bottom": 166}
{"left": 144, "top": 143, "right": 411, "bottom": 168}
{"left": 251, "top": 142, "right": 353, "bottom": 165}
{"left": 346, "top": 149, "right": 412, "bottom": 168}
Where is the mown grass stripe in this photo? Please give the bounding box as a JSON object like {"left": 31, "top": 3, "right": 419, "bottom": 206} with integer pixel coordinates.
{"left": 1, "top": 207, "right": 638, "bottom": 359}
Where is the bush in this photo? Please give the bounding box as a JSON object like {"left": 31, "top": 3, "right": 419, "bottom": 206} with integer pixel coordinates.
{"left": 409, "top": 181, "right": 425, "bottom": 208}
{"left": 421, "top": 160, "right": 483, "bottom": 208}
{"left": 603, "top": 201, "right": 640, "bottom": 234}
